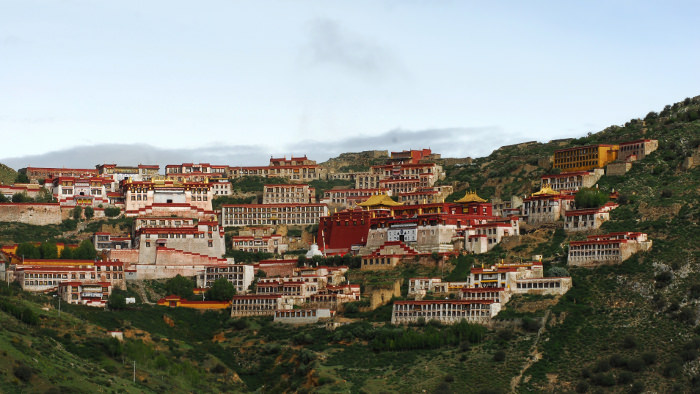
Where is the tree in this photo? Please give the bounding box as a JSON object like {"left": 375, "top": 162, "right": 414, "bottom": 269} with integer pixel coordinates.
{"left": 108, "top": 291, "right": 127, "bottom": 310}
{"left": 59, "top": 246, "right": 74, "bottom": 259}
{"left": 547, "top": 266, "right": 570, "bottom": 277}
{"left": 14, "top": 172, "right": 29, "bottom": 184}
{"left": 72, "top": 206, "right": 83, "bottom": 220}
{"left": 73, "top": 239, "right": 97, "bottom": 260}
{"left": 40, "top": 242, "right": 58, "bottom": 259}
{"left": 104, "top": 207, "right": 121, "bottom": 217}
{"left": 84, "top": 206, "right": 94, "bottom": 220}
{"left": 16, "top": 243, "right": 40, "bottom": 259}
{"left": 0, "top": 193, "right": 8, "bottom": 203}
{"left": 574, "top": 188, "right": 608, "bottom": 209}
{"left": 165, "top": 275, "right": 195, "bottom": 299}
{"left": 205, "top": 277, "right": 236, "bottom": 301}
{"left": 11, "top": 193, "right": 31, "bottom": 203}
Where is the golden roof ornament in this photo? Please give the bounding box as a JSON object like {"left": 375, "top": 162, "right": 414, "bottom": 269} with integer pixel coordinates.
{"left": 455, "top": 190, "right": 487, "bottom": 203}
{"left": 531, "top": 186, "right": 560, "bottom": 196}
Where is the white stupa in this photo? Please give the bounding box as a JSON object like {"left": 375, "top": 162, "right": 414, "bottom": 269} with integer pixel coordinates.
{"left": 305, "top": 244, "right": 323, "bottom": 259}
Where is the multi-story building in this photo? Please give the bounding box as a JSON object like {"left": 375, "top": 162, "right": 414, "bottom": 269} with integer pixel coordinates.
{"left": 135, "top": 220, "right": 225, "bottom": 264}
{"left": 460, "top": 287, "right": 509, "bottom": 303}
{"left": 522, "top": 187, "right": 575, "bottom": 225}
{"left": 490, "top": 196, "right": 523, "bottom": 217}
{"left": 355, "top": 162, "right": 444, "bottom": 190}
{"left": 0, "top": 183, "right": 45, "bottom": 200}
{"left": 618, "top": 139, "right": 658, "bottom": 161}
{"left": 387, "top": 149, "right": 439, "bottom": 165}
{"left": 93, "top": 233, "right": 132, "bottom": 251}
{"left": 230, "top": 294, "right": 290, "bottom": 317}
{"left": 51, "top": 176, "right": 111, "bottom": 207}
{"left": 198, "top": 263, "right": 255, "bottom": 294}
{"left": 553, "top": 144, "right": 619, "bottom": 172}
{"left": 96, "top": 164, "right": 160, "bottom": 191}
{"left": 123, "top": 178, "right": 214, "bottom": 217}
{"left": 229, "top": 156, "right": 323, "bottom": 182}
{"left": 209, "top": 178, "right": 232, "bottom": 197}
{"left": 230, "top": 234, "right": 286, "bottom": 254}
{"left": 273, "top": 308, "right": 335, "bottom": 324}
{"left": 398, "top": 186, "right": 453, "bottom": 206}
{"left": 19, "top": 167, "right": 98, "bottom": 183}
{"left": 12, "top": 260, "right": 125, "bottom": 293}
{"left": 465, "top": 219, "right": 520, "bottom": 253}
{"left": 568, "top": 232, "right": 652, "bottom": 267}
{"left": 391, "top": 300, "right": 500, "bottom": 325}
{"left": 57, "top": 281, "right": 113, "bottom": 307}
{"left": 541, "top": 169, "right": 604, "bottom": 192}
{"left": 262, "top": 184, "right": 314, "bottom": 204}
{"left": 563, "top": 202, "right": 618, "bottom": 232}
{"left": 321, "top": 188, "right": 391, "bottom": 209}
{"left": 164, "top": 163, "right": 228, "bottom": 182}
{"left": 220, "top": 203, "right": 328, "bottom": 227}
{"left": 256, "top": 280, "right": 319, "bottom": 304}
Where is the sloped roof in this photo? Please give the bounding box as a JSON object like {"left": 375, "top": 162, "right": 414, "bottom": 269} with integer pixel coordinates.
{"left": 455, "top": 190, "right": 487, "bottom": 203}
{"left": 357, "top": 194, "right": 403, "bottom": 207}
{"left": 531, "top": 186, "right": 560, "bottom": 196}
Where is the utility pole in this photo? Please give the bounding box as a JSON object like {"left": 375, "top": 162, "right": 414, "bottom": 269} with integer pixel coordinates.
{"left": 133, "top": 361, "right": 136, "bottom": 383}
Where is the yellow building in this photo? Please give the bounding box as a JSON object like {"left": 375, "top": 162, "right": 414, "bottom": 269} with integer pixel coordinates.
{"left": 553, "top": 144, "right": 619, "bottom": 172}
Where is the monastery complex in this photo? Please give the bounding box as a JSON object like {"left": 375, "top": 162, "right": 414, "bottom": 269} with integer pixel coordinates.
{"left": 0, "top": 141, "right": 657, "bottom": 326}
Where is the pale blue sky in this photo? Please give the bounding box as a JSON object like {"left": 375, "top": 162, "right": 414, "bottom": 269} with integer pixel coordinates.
{"left": 1, "top": 1, "right": 698, "bottom": 166}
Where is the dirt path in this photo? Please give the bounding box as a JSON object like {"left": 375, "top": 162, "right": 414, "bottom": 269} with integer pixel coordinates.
{"left": 510, "top": 309, "right": 551, "bottom": 393}
{"left": 129, "top": 281, "right": 155, "bottom": 305}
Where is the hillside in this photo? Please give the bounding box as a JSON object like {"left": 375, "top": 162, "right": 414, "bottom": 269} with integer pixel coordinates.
{"left": 320, "top": 150, "right": 389, "bottom": 173}
{"left": 1, "top": 96, "right": 700, "bottom": 393}
{"left": 0, "top": 163, "right": 17, "bottom": 185}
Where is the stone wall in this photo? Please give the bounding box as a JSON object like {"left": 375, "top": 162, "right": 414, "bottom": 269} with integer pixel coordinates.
{"left": 362, "top": 279, "right": 402, "bottom": 310}
{"left": 109, "top": 249, "right": 140, "bottom": 264}
{"left": 606, "top": 162, "right": 632, "bottom": 176}
{"left": 0, "top": 203, "right": 62, "bottom": 225}
{"left": 258, "top": 261, "right": 296, "bottom": 277}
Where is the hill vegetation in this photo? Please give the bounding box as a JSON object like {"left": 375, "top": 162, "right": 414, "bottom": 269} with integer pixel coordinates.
{"left": 0, "top": 163, "right": 18, "bottom": 185}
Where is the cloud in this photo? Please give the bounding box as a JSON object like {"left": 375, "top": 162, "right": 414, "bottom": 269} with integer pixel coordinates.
{"left": 0, "top": 127, "right": 524, "bottom": 171}
{"left": 0, "top": 143, "right": 270, "bottom": 171}
{"left": 288, "top": 127, "right": 521, "bottom": 160}
{"left": 303, "top": 18, "right": 402, "bottom": 79}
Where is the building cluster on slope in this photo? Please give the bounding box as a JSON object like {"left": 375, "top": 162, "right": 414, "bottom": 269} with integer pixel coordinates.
{"left": 393, "top": 261, "right": 572, "bottom": 325}
{"left": 0, "top": 140, "right": 658, "bottom": 320}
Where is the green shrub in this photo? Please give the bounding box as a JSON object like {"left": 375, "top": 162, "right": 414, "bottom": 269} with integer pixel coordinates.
{"left": 104, "top": 207, "right": 121, "bottom": 217}
{"left": 591, "top": 372, "right": 615, "bottom": 387}
{"left": 609, "top": 354, "right": 627, "bottom": 368}
{"left": 593, "top": 359, "right": 611, "bottom": 373}
{"left": 493, "top": 350, "right": 506, "bottom": 362}
{"left": 641, "top": 352, "right": 657, "bottom": 365}
{"left": 575, "top": 381, "right": 589, "bottom": 393}
{"left": 617, "top": 371, "right": 634, "bottom": 384}
{"left": 622, "top": 335, "right": 637, "bottom": 349}
{"left": 625, "top": 357, "right": 644, "bottom": 372}
{"left": 575, "top": 188, "right": 609, "bottom": 209}
{"left": 13, "top": 364, "right": 33, "bottom": 382}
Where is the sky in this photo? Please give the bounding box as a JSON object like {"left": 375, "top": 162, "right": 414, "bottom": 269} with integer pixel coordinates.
{"left": 1, "top": 1, "right": 699, "bottom": 169}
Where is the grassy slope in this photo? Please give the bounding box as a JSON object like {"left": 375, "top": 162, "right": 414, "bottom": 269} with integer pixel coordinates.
{"left": 0, "top": 163, "right": 17, "bottom": 185}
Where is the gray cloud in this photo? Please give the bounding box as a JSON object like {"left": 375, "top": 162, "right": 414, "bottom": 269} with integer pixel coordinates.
{"left": 0, "top": 127, "right": 523, "bottom": 171}
{"left": 288, "top": 127, "right": 521, "bottom": 160}
{"left": 0, "top": 143, "right": 270, "bottom": 171}
{"left": 304, "top": 18, "right": 401, "bottom": 79}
